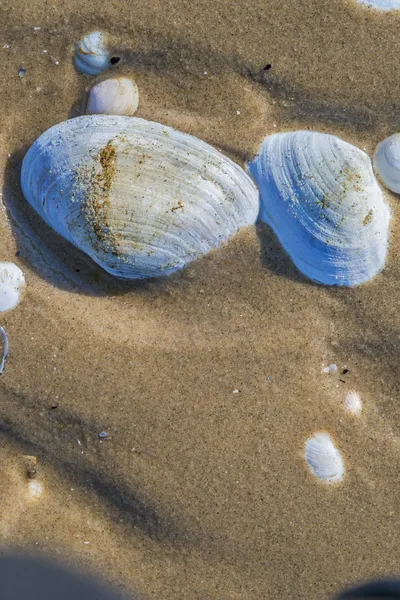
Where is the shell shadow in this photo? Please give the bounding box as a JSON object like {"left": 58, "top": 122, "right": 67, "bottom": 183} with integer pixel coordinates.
{"left": 255, "top": 221, "right": 315, "bottom": 285}
{"left": 0, "top": 383, "right": 189, "bottom": 548}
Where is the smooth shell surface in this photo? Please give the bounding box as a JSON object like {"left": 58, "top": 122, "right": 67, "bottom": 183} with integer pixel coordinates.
{"left": 74, "top": 31, "right": 109, "bottom": 75}
{"left": 304, "top": 432, "right": 344, "bottom": 484}
{"left": 344, "top": 390, "right": 362, "bottom": 416}
{"left": 0, "top": 262, "right": 25, "bottom": 312}
{"left": 374, "top": 133, "right": 400, "bottom": 193}
{"left": 21, "top": 115, "right": 259, "bottom": 279}
{"left": 86, "top": 78, "right": 139, "bottom": 116}
{"left": 247, "top": 131, "right": 390, "bottom": 286}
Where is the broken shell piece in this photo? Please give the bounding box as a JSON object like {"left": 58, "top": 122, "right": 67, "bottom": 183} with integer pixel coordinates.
{"left": 344, "top": 390, "right": 362, "bottom": 416}
{"left": 304, "top": 432, "right": 344, "bottom": 484}
{"left": 0, "top": 262, "right": 25, "bottom": 312}
{"left": 28, "top": 480, "right": 43, "bottom": 501}
{"left": 74, "top": 31, "right": 109, "bottom": 76}
{"left": 0, "top": 326, "right": 8, "bottom": 374}
{"left": 86, "top": 77, "right": 139, "bottom": 116}
{"left": 374, "top": 133, "right": 400, "bottom": 193}
{"left": 322, "top": 363, "right": 337, "bottom": 374}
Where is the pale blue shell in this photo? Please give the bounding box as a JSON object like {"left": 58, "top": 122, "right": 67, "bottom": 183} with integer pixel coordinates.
{"left": 21, "top": 116, "right": 259, "bottom": 279}
{"left": 304, "top": 433, "right": 344, "bottom": 484}
{"left": 74, "top": 31, "right": 109, "bottom": 76}
{"left": 373, "top": 133, "right": 400, "bottom": 194}
{"left": 247, "top": 131, "right": 390, "bottom": 286}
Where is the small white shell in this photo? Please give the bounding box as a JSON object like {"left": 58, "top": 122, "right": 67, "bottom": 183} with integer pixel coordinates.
{"left": 322, "top": 363, "right": 337, "bottom": 374}
{"left": 247, "top": 131, "right": 390, "bottom": 286}
{"left": 74, "top": 31, "right": 109, "bottom": 76}
{"left": 27, "top": 480, "right": 43, "bottom": 501}
{"left": 344, "top": 390, "right": 362, "bottom": 416}
{"left": 86, "top": 77, "right": 139, "bottom": 116}
{"left": 21, "top": 115, "right": 259, "bottom": 279}
{"left": 374, "top": 134, "right": 400, "bottom": 193}
{"left": 356, "top": 0, "right": 400, "bottom": 9}
{"left": 304, "top": 432, "right": 344, "bottom": 484}
{"left": 0, "top": 262, "right": 25, "bottom": 312}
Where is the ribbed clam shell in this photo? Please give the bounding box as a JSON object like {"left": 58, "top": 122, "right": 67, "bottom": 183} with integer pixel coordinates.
{"left": 74, "top": 31, "right": 109, "bottom": 76}
{"left": 373, "top": 134, "right": 400, "bottom": 193}
{"left": 86, "top": 78, "right": 139, "bottom": 116}
{"left": 0, "top": 263, "right": 25, "bottom": 312}
{"left": 21, "top": 115, "right": 259, "bottom": 279}
{"left": 247, "top": 131, "right": 390, "bottom": 286}
{"left": 344, "top": 390, "right": 362, "bottom": 416}
{"left": 304, "top": 432, "right": 344, "bottom": 484}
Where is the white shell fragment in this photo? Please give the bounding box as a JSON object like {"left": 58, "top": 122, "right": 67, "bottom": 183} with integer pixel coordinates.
{"left": 344, "top": 390, "right": 362, "bottom": 416}
{"left": 0, "top": 326, "right": 8, "bottom": 374}
{"left": 21, "top": 115, "right": 259, "bottom": 279}
{"left": 322, "top": 363, "right": 338, "bottom": 374}
{"left": 374, "top": 133, "right": 400, "bottom": 193}
{"left": 247, "top": 131, "right": 390, "bottom": 286}
{"left": 356, "top": 0, "right": 400, "bottom": 9}
{"left": 0, "top": 262, "right": 25, "bottom": 312}
{"left": 27, "top": 480, "right": 43, "bottom": 501}
{"left": 304, "top": 432, "right": 344, "bottom": 484}
{"left": 86, "top": 77, "right": 139, "bottom": 116}
{"left": 74, "top": 31, "right": 109, "bottom": 76}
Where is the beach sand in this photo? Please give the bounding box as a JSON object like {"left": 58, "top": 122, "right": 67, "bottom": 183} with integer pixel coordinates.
{"left": 0, "top": 0, "right": 400, "bottom": 597}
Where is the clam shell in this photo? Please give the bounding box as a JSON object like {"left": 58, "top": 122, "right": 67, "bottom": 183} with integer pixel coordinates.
{"left": 344, "top": 390, "right": 362, "bottom": 416}
{"left": 0, "top": 262, "right": 25, "bottom": 312}
{"left": 304, "top": 432, "right": 344, "bottom": 484}
{"left": 247, "top": 131, "right": 390, "bottom": 286}
{"left": 373, "top": 133, "right": 400, "bottom": 193}
{"left": 21, "top": 115, "right": 259, "bottom": 279}
{"left": 86, "top": 77, "right": 139, "bottom": 116}
{"left": 74, "top": 31, "right": 109, "bottom": 76}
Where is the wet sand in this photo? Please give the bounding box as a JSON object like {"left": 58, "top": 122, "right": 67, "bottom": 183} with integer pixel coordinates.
{"left": 0, "top": 0, "right": 400, "bottom": 598}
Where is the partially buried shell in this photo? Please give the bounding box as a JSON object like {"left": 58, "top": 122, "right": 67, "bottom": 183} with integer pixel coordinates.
{"left": 344, "top": 390, "right": 362, "bottom": 416}
{"left": 247, "top": 131, "right": 390, "bottom": 286}
{"left": 21, "top": 115, "right": 259, "bottom": 279}
{"left": 86, "top": 78, "right": 139, "bottom": 116}
{"left": 0, "top": 262, "right": 25, "bottom": 312}
{"left": 373, "top": 133, "right": 400, "bottom": 194}
{"left": 74, "top": 31, "right": 109, "bottom": 76}
{"left": 304, "top": 432, "right": 344, "bottom": 484}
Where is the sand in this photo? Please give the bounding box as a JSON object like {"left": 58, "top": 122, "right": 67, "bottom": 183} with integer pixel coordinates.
{"left": 0, "top": 0, "right": 400, "bottom": 598}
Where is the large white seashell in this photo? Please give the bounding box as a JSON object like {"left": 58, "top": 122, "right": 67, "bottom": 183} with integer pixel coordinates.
{"left": 21, "top": 115, "right": 259, "bottom": 279}
{"left": 0, "top": 262, "right": 25, "bottom": 312}
{"left": 74, "top": 31, "right": 109, "bottom": 76}
{"left": 304, "top": 432, "right": 344, "bottom": 484}
{"left": 356, "top": 0, "right": 400, "bottom": 9}
{"left": 247, "top": 131, "right": 390, "bottom": 286}
{"left": 373, "top": 134, "right": 400, "bottom": 193}
{"left": 344, "top": 390, "right": 362, "bottom": 416}
{"left": 86, "top": 78, "right": 139, "bottom": 116}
